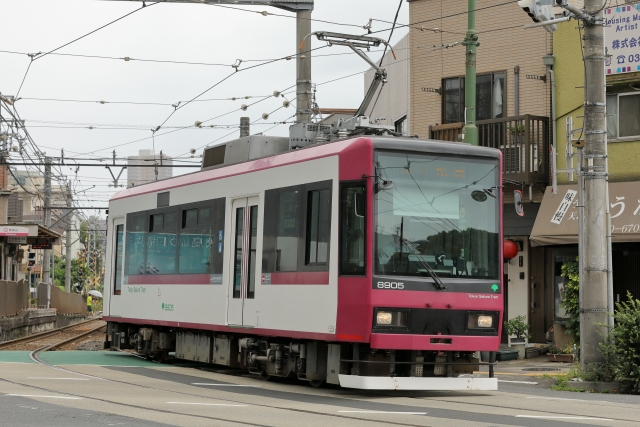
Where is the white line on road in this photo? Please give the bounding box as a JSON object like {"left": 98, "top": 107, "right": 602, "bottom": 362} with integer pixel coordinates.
{"left": 27, "top": 377, "right": 89, "bottom": 380}
{"left": 516, "top": 415, "right": 612, "bottom": 420}
{"left": 166, "top": 402, "right": 248, "bottom": 407}
{"left": 191, "top": 383, "right": 260, "bottom": 387}
{"left": 338, "top": 411, "right": 427, "bottom": 415}
{"left": 526, "top": 396, "right": 609, "bottom": 403}
{"left": 4, "top": 394, "right": 83, "bottom": 400}
{"left": 498, "top": 380, "right": 539, "bottom": 384}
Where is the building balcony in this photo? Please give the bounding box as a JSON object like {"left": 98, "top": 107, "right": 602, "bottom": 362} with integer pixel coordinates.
{"left": 429, "top": 115, "right": 550, "bottom": 186}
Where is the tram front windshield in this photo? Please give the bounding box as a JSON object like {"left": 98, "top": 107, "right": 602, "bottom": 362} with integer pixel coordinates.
{"left": 374, "top": 152, "right": 500, "bottom": 280}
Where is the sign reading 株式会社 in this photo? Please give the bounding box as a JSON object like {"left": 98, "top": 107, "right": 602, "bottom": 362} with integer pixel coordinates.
{"left": 605, "top": 5, "right": 640, "bottom": 75}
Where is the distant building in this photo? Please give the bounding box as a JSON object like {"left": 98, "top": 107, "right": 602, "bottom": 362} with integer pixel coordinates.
{"left": 126, "top": 149, "right": 173, "bottom": 188}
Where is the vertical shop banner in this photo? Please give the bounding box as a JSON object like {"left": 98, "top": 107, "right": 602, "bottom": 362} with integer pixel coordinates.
{"left": 605, "top": 5, "right": 640, "bottom": 75}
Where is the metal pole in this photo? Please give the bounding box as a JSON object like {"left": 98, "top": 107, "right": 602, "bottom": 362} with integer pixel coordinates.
{"left": 296, "top": 9, "right": 312, "bottom": 123}
{"left": 43, "top": 157, "right": 52, "bottom": 307}
{"left": 65, "top": 182, "right": 72, "bottom": 293}
{"left": 580, "top": 0, "right": 608, "bottom": 370}
{"left": 240, "top": 117, "right": 250, "bottom": 138}
{"left": 461, "top": 0, "right": 478, "bottom": 145}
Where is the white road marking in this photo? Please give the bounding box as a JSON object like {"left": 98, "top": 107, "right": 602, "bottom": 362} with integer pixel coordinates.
{"left": 516, "top": 415, "right": 612, "bottom": 421}
{"left": 4, "top": 394, "right": 83, "bottom": 400}
{"left": 526, "top": 396, "right": 609, "bottom": 403}
{"left": 191, "top": 383, "right": 260, "bottom": 387}
{"left": 338, "top": 411, "right": 427, "bottom": 415}
{"left": 498, "top": 380, "right": 538, "bottom": 384}
{"left": 28, "top": 377, "right": 89, "bottom": 380}
{"left": 166, "top": 402, "right": 248, "bottom": 407}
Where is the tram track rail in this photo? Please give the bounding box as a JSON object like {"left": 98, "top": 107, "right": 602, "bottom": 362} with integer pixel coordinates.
{"left": 2, "top": 348, "right": 636, "bottom": 427}
{"left": 0, "top": 318, "right": 106, "bottom": 351}
{"left": 0, "top": 324, "right": 635, "bottom": 427}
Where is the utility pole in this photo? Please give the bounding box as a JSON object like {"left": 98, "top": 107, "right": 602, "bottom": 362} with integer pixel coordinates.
{"left": 461, "top": 0, "right": 479, "bottom": 146}
{"left": 296, "top": 9, "right": 312, "bottom": 123}
{"left": 43, "top": 157, "right": 51, "bottom": 307}
{"left": 65, "top": 182, "right": 73, "bottom": 293}
{"left": 580, "top": 0, "right": 608, "bottom": 370}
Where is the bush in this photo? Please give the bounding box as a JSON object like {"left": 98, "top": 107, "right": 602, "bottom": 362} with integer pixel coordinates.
{"left": 560, "top": 257, "right": 580, "bottom": 341}
{"left": 600, "top": 292, "right": 640, "bottom": 393}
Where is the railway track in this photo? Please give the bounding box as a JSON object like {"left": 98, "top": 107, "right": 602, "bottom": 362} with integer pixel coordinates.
{"left": 0, "top": 318, "right": 106, "bottom": 351}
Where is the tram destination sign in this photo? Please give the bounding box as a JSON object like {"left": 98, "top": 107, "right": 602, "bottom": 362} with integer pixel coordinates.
{"left": 605, "top": 5, "right": 640, "bottom": 75}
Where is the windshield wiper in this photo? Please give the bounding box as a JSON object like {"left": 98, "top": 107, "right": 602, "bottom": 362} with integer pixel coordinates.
{"left": 400, "top": 237, "right": 447, "bottom": 291}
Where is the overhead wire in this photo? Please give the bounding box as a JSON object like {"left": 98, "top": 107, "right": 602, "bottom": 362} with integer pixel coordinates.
{"left": 14, "top": 2, "right": 159, "bottom": 97}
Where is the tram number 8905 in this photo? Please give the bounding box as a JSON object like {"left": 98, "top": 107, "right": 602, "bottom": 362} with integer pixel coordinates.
{"left": 377, "top": 282, "right": 405, "bottom": 289}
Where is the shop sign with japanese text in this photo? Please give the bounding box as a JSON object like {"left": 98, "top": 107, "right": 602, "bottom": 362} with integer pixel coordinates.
{"left": 605, "top": 5, "right": 640, "bottom": 75}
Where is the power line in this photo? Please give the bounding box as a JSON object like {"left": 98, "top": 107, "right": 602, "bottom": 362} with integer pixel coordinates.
{"left": 14, "top": 2, "right": 159, "bottom": 97}
{"left": 36, "top": 3, "right": 159, "bottom": 62}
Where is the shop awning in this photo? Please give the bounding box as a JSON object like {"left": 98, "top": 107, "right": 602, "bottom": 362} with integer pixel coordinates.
{"left": 530, "top": 182, "right": 640, "bottom": 246}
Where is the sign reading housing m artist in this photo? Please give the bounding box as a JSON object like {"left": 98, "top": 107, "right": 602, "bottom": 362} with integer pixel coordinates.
{"left": 605, "top": 5, "right": 640, "bottom": 75}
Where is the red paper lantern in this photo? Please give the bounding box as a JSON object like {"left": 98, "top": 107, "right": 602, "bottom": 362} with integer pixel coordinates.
{"left": 503, "top": 239, "right": 519, "bottom": 259}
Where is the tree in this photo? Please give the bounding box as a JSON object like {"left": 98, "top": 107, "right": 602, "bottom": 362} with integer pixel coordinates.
{"left": 53, "top": 255, "right": 90, "bottom": 292}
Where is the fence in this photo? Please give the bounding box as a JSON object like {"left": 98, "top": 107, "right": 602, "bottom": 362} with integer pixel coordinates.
{"left": 37, "top": 283, "right": 85, "bottom": 315}
{"left": 0, "top": 280, "right": 29, "bottom": 317}
{"left": 429, "top": 115, "right": 550, "bottom": 185}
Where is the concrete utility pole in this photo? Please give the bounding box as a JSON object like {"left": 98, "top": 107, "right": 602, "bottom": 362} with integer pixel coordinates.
{"left": 296, "top": 9, "right": 312, "bottom": 123}
{"left": 580, "top": 0, "right": 609, "bottom": 370}
{"left": 65, "top": 182, "right": 73, "bottom": 293}
{"left": 461, "top": 0, "right": 479, "bottom": 146}
{"left": 43, "top": 157, "right": 52, "bottom": 307}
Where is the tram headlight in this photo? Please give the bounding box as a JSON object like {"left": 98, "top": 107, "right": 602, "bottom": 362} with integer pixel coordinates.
{"left": 376, "top": 312, "right": 393, "bottom": 325}
{"left": 467, "top": 312, "right": 496, "bottom": 329}
{"left": 477, "top": 315, "right": 493, "bottom": 328}
{"left": 374, "top": 310, "right": 408, "bottom": 327}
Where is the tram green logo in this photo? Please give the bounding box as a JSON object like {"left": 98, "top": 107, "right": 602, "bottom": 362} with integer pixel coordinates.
{"left": 161, "top": 302, "right": 174, "bottom": 312}
{"left": 491, "top": 284, "right": 499, "bottom": 293}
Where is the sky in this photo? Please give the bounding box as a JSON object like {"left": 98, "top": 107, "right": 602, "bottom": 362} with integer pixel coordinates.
{"left": 0, "top": 0, "right": 409, "bottom": 212}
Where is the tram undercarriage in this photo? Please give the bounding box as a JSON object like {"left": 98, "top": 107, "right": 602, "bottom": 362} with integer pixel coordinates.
{"left": 106, "top": 322, "right": 497, "bottom": 390}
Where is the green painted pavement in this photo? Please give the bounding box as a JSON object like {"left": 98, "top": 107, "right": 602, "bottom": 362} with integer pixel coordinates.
{"left": 40, "top": 351, "right": 161, "bottom": 367}
{"left": 0, "top": 351, "right": 161, "bottom": 367}
{"left": 0, "top": 351, "right": 34, "bottom": 364}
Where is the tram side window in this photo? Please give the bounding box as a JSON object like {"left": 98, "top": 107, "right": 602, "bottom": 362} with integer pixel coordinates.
{"left": 306, "top": 188, "right": 331, "bottom": 265}
{"left": 263, "top": 186, "right": 301, "bottom": 272}
{"left": 340, "top": 183, "right": 366, "bottom": 275}
{"left": 147, "top": 210, "right": 177, "bottom": 275}
{"left": 178, "top": 199, "right": 225, "bottom": 274}
{"left": 125, "top": 213, "right": 147, "bottom": 275}
{"left": 113, "top": 225, "right": 124, "bottom": 295}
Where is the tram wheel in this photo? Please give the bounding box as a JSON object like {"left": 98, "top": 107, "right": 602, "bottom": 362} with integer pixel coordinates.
{"left": 309, "top": 379, "right": 325, "bottom": 388}
{"left": 258, "top": 370, "right": 272, "bottom": 381}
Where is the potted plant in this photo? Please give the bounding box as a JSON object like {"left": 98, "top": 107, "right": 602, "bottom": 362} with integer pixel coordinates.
{"left": 507, "top": 123, "right": 526, "bottom": 144}
{"left": 504, "top": 315, "right": 531, "bottom": 359}
{"left": 547, "top": 344, "right": 574, "bottom": 363}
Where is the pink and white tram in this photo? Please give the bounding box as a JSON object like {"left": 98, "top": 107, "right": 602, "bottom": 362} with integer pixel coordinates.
{"left": 103, "top": 136, "right": 503, "bottom": 390}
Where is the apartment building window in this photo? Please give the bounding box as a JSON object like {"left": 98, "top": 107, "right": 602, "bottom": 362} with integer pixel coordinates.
{"left": 394, "top": 115, "right": 407, "bottom": 134}
{"left": 442, "top": 72, "right": 505, "bottom": 124}
{"left": 607, "top": 92, "right": 640, "bottom": 139}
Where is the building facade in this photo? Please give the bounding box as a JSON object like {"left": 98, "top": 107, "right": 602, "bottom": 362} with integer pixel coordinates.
{"left": 6, "top": 169, "right": 83, "bottom": 284}
{"left": 529, "top": 7, "right": 640, "bottom": 333}
{"left": 127, "top": 149, "right": 173, "bottom": 188}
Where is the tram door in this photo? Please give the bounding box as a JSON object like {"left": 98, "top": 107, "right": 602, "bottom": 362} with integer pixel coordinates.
{"left": 227, "top": 196, "right": 260, "bottom": 327}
